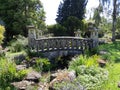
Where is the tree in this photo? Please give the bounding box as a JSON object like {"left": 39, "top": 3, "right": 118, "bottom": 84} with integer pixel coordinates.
{"left": 100, "top": 0, "right": 120, "bottom": 42}
{"left": 0, "top": 0, "right": 45, "bottom": 41}
{"left": 63, "top": 16, "right": 84, "bottom": 36}
{"left": 56, "top": 0, "right": 88, "bottom": 24}
{"left": 47, "top": 24, "right": 67, "bottom": 36}
{"left": 93, "top": 4, "right": 103, "bottom": 27}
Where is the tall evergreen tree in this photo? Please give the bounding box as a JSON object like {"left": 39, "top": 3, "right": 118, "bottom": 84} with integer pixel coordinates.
{"left": 0, "top": 0, "right": 46, "bottom": 41}
{"left": 56, "top": 0, "right": 88, "bottom": 24}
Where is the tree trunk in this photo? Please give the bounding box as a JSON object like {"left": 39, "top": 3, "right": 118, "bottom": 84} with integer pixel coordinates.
{"left": 112, "top": 0, "right": 117, "bottom": 42}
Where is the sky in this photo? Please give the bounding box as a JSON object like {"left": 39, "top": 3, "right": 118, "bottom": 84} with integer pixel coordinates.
{"left": 41, "top": 0, "right": 99, "bottom": 25}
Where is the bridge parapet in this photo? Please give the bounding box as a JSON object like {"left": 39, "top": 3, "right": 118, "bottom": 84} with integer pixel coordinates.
{"left": 30, "top": 37, "right": 93, "bottom": 53}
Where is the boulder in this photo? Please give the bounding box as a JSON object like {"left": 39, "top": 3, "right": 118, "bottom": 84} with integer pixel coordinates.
{"left": 16, "top": 65, "right": 27, "bottom": 71}
{"left": 25, "top": 71, "right": 41, "bottom": 83}
{"left": 38, "top": 82, "right": 49, "bottom": 90}
{"left": 98, "top": 59, "right": 106, "bottom": 67}
{"left": 11, "top": 80, "right": 34, "bottom": 90}
{"left": 49, "top": 70, "right": 76, "bottom": 87}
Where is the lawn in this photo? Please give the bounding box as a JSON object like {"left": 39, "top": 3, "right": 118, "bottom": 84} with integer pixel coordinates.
{"left": 97, "top": 41, "right": 120, "bottom": 90}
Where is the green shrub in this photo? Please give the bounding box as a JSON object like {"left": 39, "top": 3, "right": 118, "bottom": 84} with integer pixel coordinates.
{"left": 69, "top": 55, "right": 99, "bottom": 74}
{"left": 53, "top": 65, "right": 108, "bottom": 90}
{"left": 0, "top": 58, "right": 28, "bottom": 88}
{"left": 68, "top": 55, "right": 108, "bottom": 89}
{"left": 75, "top": 66, "right": 108, "bottom": 90}
{"left": 53, "top": 81, "right": 85, "bottom": 90}
{"left": 5, "top": 51, "right": 27, "bottom": 64}
{"left": 8, "top": 35, "right": 28, "bottom": 52}
{"left": 33, "top": 58, "right": 51, "bottom": 72}
{"left": 0, "top": 58, "right": 16, "bottom": 87}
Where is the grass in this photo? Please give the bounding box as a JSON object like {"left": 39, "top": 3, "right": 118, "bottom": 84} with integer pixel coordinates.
{"left": 100, "top": 63, "right": 120, "bottom": 90}
{"left": 97, "top": 41, "right": 120, "bottom": 90}
{"left": 98, "top": 41, "right": 120, "bottom": 62}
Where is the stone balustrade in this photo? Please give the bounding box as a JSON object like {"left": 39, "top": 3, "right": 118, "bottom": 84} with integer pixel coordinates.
{"left": 29, "top": 37, "right": 93, "bottom": 53}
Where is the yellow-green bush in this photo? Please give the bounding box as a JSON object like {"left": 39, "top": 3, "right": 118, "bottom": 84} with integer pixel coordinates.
{"left": 0, "top": 25, "right": 5, "bottom": 44}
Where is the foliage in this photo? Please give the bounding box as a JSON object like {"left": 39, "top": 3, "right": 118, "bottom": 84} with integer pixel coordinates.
{"left": 0, "top": 0, "right": 46, "bottom": 41}
{"left": 53, "top": 81, "right": 85, "bottom": 90}
{"left": 75, "top": 65, "right": 108, "bottom": 90}
{"left": 0, "top": 58, "right": 16, "bottom": 87}
{"left": 68, "top": 55, "right": 108, "bottom": 90}
{"left": 8, "top": 35, "right": 28, "bottom": 52}
{"left": 47, "top": 24, "right": 67, "bottom": 36}
{"left": 69, "top": 55, "right": 99, "bottom": 74}
{"left": 0, "top": 25, "right": 5, "bottom": 44}
{"left": 33, "top": 58, "right": 51, "bottom": 72}
{"left": 0, "top": 58, "right": 28, "bottom": 88}
{"left": 100, "top": 63, "right": 120, "bottom": 90}
{"left": 98, "top": 41, "right": 120, "bottom": 62}
{"left": 93, "top": 5, "right": 103, "bottom": 27}
{"left": 99, "top": 17, "right": 112, "bottom": 34}
{"left": 63, "top": 16, "right": 85, "bottom": 36}
{"left": 100, "top": 0, "right": 120, "bottom": 41}
{"left": 56, "top": 0, "right": 88, "bottom": 24}
{"left": 5, "top": 51, "right": 27, "bottom": 64}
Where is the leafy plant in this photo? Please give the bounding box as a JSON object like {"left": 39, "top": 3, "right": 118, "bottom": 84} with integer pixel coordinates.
{"left": 69, "top": 55, "right": 99, "bottom": 74}
{"left": 0, "top": 58, "right": 16, "bottom": 87}
{"left": 0, "top": 25, "right": 5, "bottom": 44}
{"left": 0, "top": 57, "right": 28, "bottom": 89}
{"left": 75, "top": 66, "right": 108, "bottom": 90}
{"left": 8, "top": 35, "right": 28, "bottom": 52}
{"left": 33, "top": 58, "right": 51, "bottom": 72}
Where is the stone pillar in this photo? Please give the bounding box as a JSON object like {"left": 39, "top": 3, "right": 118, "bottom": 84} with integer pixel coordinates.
{"left": 27, "top": 25, "right": 36, "bottom": 48}
{"left": 90, "top": 28, "right": 99, "bottom": 47}
{"left": 75, "top": 29, "right": 81, "bottom": 37}
{"left": 36, "top": 30, "right": 43, "bottom": 39}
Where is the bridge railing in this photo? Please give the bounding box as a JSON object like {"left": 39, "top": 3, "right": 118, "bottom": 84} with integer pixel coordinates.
{"left": 29, "top": 37, "right": 93, "bottom": 53}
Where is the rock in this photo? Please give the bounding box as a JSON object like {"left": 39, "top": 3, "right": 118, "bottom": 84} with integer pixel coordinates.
{"left": 49, "top": 70, "right": 76, "bottom": 87}
{"left": 25, "top": 71, "right": 41, "bottom": 83}
{"left": 99, "top": 50, "right": 108, "bottom": 55}
{"left": 118, "top": 82, "right": 120, "bottom": 88}
{"left": 98, "top": 59, "right": 106, "bottom": 67}
{"left": 68, "top": 70, "right": 76, "bottom": 81}
{"left": 16, "top": 65, "right": 27, "bottom": 71}
{"left": 11, "top": 80, "right": 34, "bottom": 90}
{"left": 38, "top": 82, "right": 49, "bottom": 90}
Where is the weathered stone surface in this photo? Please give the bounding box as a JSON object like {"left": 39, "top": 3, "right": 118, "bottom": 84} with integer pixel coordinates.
{"left": 38, "top": 82, "right": 49, "bottom": 90}
{"left": 11, "top": 80, "right": 34, "bottom": 90}
{"left": 16, "top": 65, "right": 27, "bottom": 71}
{"left": 25, "top": 71, "right": 41, "bottom": 83}
{"left": 49, "top": 70, "right": 76, "bottom": 87}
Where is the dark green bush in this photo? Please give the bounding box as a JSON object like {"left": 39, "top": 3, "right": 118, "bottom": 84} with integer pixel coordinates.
{"left": 47, "top": 24, "right": 68, "bottom": 36}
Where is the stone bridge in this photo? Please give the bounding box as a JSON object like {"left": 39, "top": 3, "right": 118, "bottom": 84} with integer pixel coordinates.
{"left": 29, "top": 37, "right": 93, "bottom": 53}
{"left": 27, "top": 25, "right": 99, "bottom": 59}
